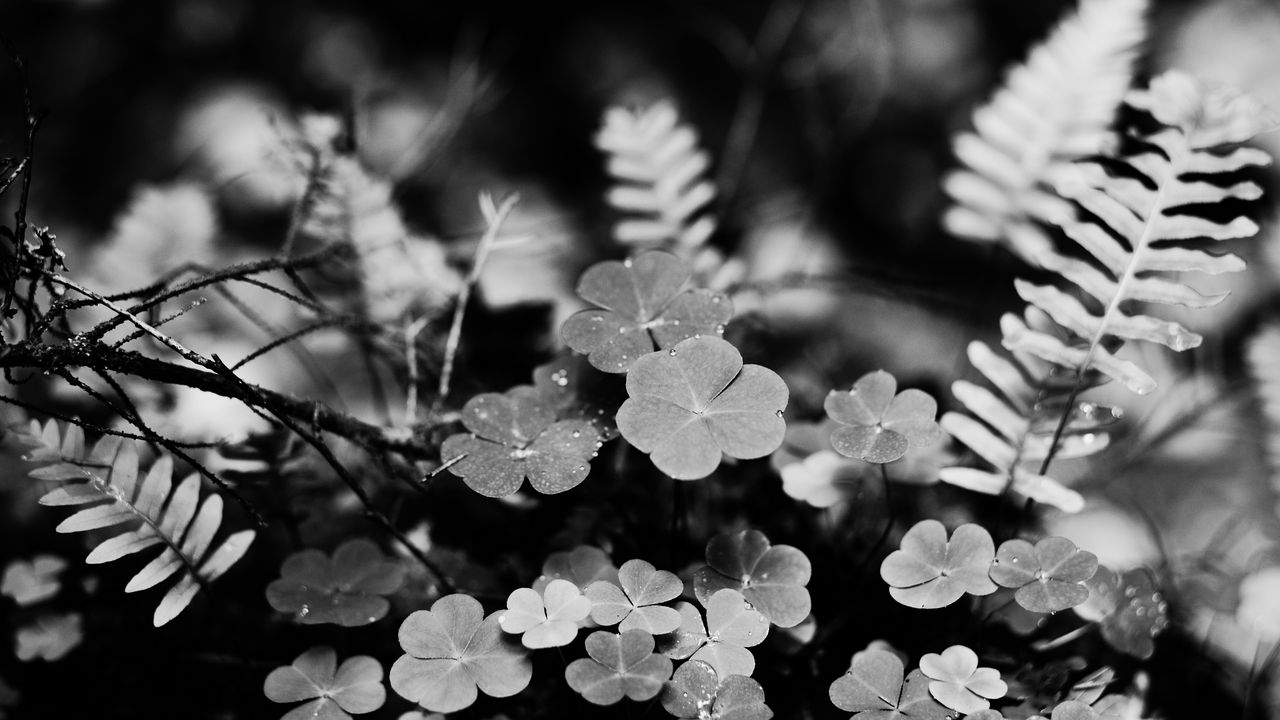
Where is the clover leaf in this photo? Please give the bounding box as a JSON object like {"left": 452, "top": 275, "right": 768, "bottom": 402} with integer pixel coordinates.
{"left": 1, "top": 555, "right": 67, "bottom": 607}
{"left": 585, "top": 559, "right": 684, "bottom": 634}
{"left": 532, "top": 545, "right": 620, "bottom": 595}
{"left": 1072, "top": 566, "right": 1168, "bottom": 660}
{"left": 561, "top": 251, "right": 733, "bottom": 373}
{"left": 565, "top": 630, "right": 673, "bottom": 705}
{"left": 662, "top": 660, "right": 774, "bottom": 720}
{"left": 656, "top": 591, "right": 769, "bottom": 678}
{"left": 264, "top": 646, "right": 385, "bottom": 720}
{"left": 1237, "top": 566, "right": 1280, "bottom": 640}
{"left": 693, "top": 529, "right": 812, "bottom": 628}
{"left": 1032, "top": 701, "right": 1099, "bottom": 720}
{"left": 389, "top": 594, "right": 532, "bottom": 713}
{"left": 829, "top": 650, "right": 950, "bottom": 720}
{"left": 511, "top": 353, "right": 624, "bottom": 440}
{"left": 778, "top": 450, "right": 873, "bottom": 508}
{"left": 989, "top": 537, "right": 1098, "bottom": 614}
{"left": 441, "top": 391, "right": 599, "bottom": 497}
{"left": 918, "top": 645, "right": 1007, "bottom": 714}
{"left": 825, "top": 370, "right": 941, "bottom": 463}
{"left": 499, "top": 579, "right": 592, "bottom": 649}
{"left": 616, "top": 335, "right": 788, "bottom": 480}
{"left": 14, "top": 612, "right": 82, "bottom": 662}
{"left": 880, "top": 520, "right": 997, "bottom": 609}
{"left": 266, "top": 538, "right": 407, "bottom": 626}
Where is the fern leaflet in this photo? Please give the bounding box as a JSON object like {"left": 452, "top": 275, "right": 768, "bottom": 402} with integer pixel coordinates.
{"left": 596, "top": 100, "right": 717, "bottom": 251}
{"left": 943, "top": 0, "right": 1147, "bottom": 263}
{"left": 939, "top": 317, "right": 1118, "bottom": 512}
{"left": 20, "top": 421, "right": 256, "bottom": 626}
{"left": 1007, "top": 71, "right": 1272, "bottom": 395}
{"left": 304, "top": 148, "right": 461, "bottom": 324}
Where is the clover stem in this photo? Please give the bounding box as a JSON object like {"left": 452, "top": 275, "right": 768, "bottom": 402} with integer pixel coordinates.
{"left": 670, "top": 477, "right": 687, "bottom": 568}
{"left": 1243, "top": 637, "right": 1280, "bottom": 720}
{"left": 855, "top": 463, "right": 895, "bottom": 574}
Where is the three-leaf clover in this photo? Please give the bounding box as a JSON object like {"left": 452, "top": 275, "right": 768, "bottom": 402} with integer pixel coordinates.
{"left": 1072, "top": 567, "right": 1168, "bottom": 660}
{"left": 264, "top": 646, "right": 385, "bottom": 720}
{"left": 561, "top": 251, "right": 733, "bottom": 373}
{"left": 585, "top": 559, "right": 684, "bottom": 634}
{"left": 499, "top": 579, "right": 592, "bottom": 649}
{"left": 918, "top": 645, "right": 1007, "bottom": 714}
{"left": 693, "top": 529, "right": 812, "bottom": 628}
{"left": 656, "top": 591, "right": 769, "bottom": 678}
{"left": 662, "top": 660, "right": 774, "bottom": 720}
{"left": 565, "top": 630, "right": 673, "bottom": 705}
{"left": 266, "top": 538, "right": 407, "bottom": 626}
{"left": 1, "top": 556, "right": 67, "bottom": 607}
{"left": 989, "top": 537, "right": 1098, "bottom": 613}
{"left": 441, "top": 392, "right": 599, "bottom": 497}
{"left": 828, "top": 649, "right": 950, "bottom": 720}
{"left": 532, "top": 545, "right": 620, "bottom": 594}
{"left": 825, "top": 370, "right": 940, "bottom": 463}
{"left": 880, "top": 520, "right": 997, "bottom": 609}
{"left": 389, "top": 594, "right": 532, "bottom": 713}
{"left": 616, "top": 335, "right": 788, "bottom": 480}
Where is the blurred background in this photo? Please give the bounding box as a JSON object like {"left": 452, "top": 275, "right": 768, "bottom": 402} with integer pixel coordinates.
{"left": 2, "top": 0, "right": 1280, "bottom": 717}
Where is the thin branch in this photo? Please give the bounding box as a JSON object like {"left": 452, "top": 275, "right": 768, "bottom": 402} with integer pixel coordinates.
{"left": 206, "top": 354, "right": 455, "bottom": 593}
{"left": 434, "top": 192, "right": 519, "bottom": 408}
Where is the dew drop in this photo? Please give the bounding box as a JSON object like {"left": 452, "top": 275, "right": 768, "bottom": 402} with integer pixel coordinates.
{"left": 669, "top": 349, "right": 678, "bottom": 356}
{"left": 672, "top": 319, "right": 680, "bottom": 326}
{"left": 714, "top": 324, "right": 725, "bottom": 335}
{"left": 775, "top": 410, "right": 784, "bottom": 418}
{"left": 591, "top": 452, "right": 598, "bottom": 458}
{"left": 297, "top": 605, "right": 311, "bottom": 619}
{"left": 572, "top": 431, "right": 581, "bottom": 438}
{"left": 1011, "top": 558, "right": 1019, "bottom": 563}
{"left": 711, "top": 296, "right": 721, "bottom": 303}
{"left": 577, "top": 466, "right": 586, "bottom": 472}
{"left": 623, "top": 258, "right": 633, "bottom": 268}
{"left": 618, "top": 326, "right": 627, "bottom": 334}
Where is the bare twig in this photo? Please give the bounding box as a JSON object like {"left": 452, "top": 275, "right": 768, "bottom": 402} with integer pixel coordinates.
{"left": 434, "top": 192, "right": 519, "bottom": 408}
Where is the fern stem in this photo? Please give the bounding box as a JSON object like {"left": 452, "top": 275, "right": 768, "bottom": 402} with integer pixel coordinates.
{"left": 435, "top": 193, "right": 519, "bottom": 408}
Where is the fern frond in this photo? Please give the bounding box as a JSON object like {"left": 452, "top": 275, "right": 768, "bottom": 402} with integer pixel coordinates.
{"left": 1007, "top": 71, "right": 1272, "bottom": 395}
{"left": 596, "top": 100, "right": 716, "bottom": 252}
{"left": 943, "top": 0, "right": 1148, "bottom": 263}
{"left": 305, "top": 155, "right": 461, "bottom": 323}
{"left": 938, "top": 335, "right": 1114, "bottom": 513}
{"left": 1247, "top": 323, "right": 1280, "bottom": 508}
{"left": 22, "top": 421, "right": 255, "bottom": 626}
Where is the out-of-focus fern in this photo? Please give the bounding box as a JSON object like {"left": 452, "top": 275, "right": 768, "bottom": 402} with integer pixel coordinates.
{"left": 943, "top": 0, "right": 1148, "bottom": 263}
{"left": 939, "top": 315, "right": 1118, "bottom": 512}
{"left": 596, "top": 101, "right": 717, "bottom": 252}
{"left": 1247, "top": 323, "right": 1280, "bottom": 514}
{"left": 18, "top": 421, "right": 255, "bottom": 626}
{"left": 303, "top": 152, "right": 461, "bottom": 324}
{"left": 1008, "top": 71, "right": 1272, "bottom": 395}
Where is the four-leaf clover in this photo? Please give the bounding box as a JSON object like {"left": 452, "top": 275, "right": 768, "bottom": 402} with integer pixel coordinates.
{"left": 565, "top": 630, "right": 673, "bottom": 705}
{"left": 264, "top": 646, "right": 386, "bottom": 720}
{"left": 561, "top": 251, "right": 733, "bottom": 373}
{"left": 693, "top": 529, "right": 812, "bottom": 628}
{"left": 585, "top": 559, "right": 684, "bottom": 634}
{"left": 880, "top": 520, "right": 997, "bottom": 609}
{"left": 266, "top": 538, "right": 407, "bottom": 626}
{"left": 441, "top": 392, "right": 599, "bottom": 497}
{"left": 918, "top": 645, "right": 1007, "bottom": 714}
{"left": 662, "top": 660, "right": 774, "bottom": 720}
{"left": 499, "top": 579, "right": 592, "bottom": 649}
{"left": 825, "top": 370, "right": 940, "bottom": 464}
{"left": 617, "top": 335, "right": 788, "bottom": 480}
{"left": 389, "top": 594, "right": 531, "bottom": 713}
{"left": 989, "top": 537, "right": 1098, "bottom": 613}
